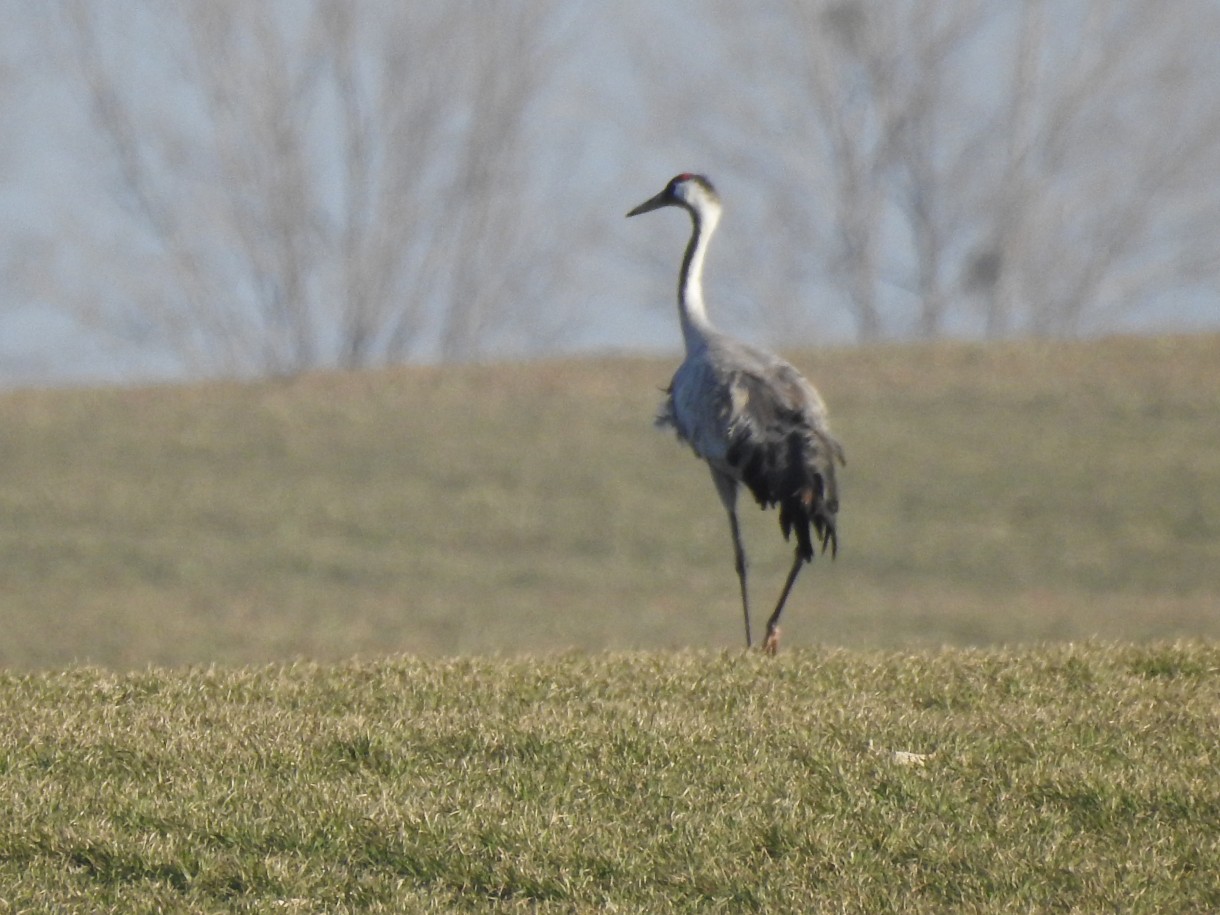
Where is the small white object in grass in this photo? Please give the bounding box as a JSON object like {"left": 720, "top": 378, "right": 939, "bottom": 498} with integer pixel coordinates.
{"left": 869, "top": 740, "right": 933, "bottom": 766}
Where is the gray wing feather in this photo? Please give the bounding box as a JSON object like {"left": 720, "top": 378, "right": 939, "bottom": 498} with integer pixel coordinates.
{"left": 659, "top": 338, "right": 844, "bottom": 560}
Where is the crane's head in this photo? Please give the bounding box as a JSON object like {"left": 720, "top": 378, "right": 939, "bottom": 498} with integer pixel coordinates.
{"left": 627, "top": 173, "right": 721, "bottom": 220}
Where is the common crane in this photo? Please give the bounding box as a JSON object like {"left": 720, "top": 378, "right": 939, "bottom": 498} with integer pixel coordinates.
{"left": 627, "top": 174, "right": 845, "bottom": 654}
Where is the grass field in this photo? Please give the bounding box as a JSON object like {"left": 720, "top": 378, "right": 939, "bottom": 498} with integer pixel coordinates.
{"left": 2, "top": 336, "right": 1218, "bottom": 910}
{"left": 1, "top": 643, "right": 1217, "bottom": 912}
{"left": 1, "top": 333, "right": 1219, "bottom": 667}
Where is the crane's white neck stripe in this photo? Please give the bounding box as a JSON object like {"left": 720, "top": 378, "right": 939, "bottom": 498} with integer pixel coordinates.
{"left": 679, "top": 205, "right": 720, "bottom": 352}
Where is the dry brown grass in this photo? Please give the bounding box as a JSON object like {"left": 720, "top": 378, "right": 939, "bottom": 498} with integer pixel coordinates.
{"left": 1, "top": 334, "right": 1218, "bottom": 667}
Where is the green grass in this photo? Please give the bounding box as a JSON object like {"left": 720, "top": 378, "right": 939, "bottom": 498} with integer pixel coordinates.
{"left": 3, "top": 339, "right": 1217, "bottom": 911}
{"left": 1, "top": 643, "right": 1217, "bottom": 912}
{"left": 1, "top": 334, "right": 1219, "bottom": 666}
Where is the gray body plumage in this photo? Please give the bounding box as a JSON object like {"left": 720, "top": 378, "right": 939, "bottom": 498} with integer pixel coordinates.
{"left": 629, "top": 173, "right": 844, "bottom": 652}
{"left": 658, "top": 331, "right": 843, "bottom": 562}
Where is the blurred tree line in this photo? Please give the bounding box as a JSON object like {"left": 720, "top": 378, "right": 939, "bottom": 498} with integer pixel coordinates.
{"left": 40, "top": 0, "right": 578, "bottom": 375}
{"left": 8, "top": 0, "right": 1220, "bottom": 378}
{"left": 687, "top": 0, "right": 1220, "bottom": 343}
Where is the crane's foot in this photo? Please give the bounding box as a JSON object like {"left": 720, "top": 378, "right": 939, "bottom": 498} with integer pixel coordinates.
{"left": 762, "top": 626, "right": 781, "bottom": 656}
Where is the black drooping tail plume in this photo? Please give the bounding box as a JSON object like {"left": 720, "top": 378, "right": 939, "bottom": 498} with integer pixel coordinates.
{"left": 723, "top": 373, "right": 842, "bottom": 565}
{"left": 732, "top": 422, "right": 839, "bottom": 566}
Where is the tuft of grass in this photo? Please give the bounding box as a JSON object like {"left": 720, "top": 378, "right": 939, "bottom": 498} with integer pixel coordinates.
{"left": 0, "top": 643, "right": 1217, "bottom": 912}
{"left": 1, "top": 334, "right": 1219, "bottom": 666}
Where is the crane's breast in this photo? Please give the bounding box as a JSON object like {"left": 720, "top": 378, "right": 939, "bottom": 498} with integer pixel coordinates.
{"left": 660, "top": 358, "right": 736, "bottom": 465}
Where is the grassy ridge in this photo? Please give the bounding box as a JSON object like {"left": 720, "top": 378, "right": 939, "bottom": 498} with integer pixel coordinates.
{"left": 1, "top": 334, "right": 1219, "bottom": 666}
{"left": 1, "top": 643, "right": 1217, "bottom": 912}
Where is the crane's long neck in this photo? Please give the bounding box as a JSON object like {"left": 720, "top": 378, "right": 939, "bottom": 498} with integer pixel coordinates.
{"left": 678, "top": 205, "right": 720, "bottom": 354}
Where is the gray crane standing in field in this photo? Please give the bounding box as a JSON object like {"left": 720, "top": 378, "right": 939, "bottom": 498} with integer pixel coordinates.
{"left": 627, "top": 174, "right": 845, "bottom": 654}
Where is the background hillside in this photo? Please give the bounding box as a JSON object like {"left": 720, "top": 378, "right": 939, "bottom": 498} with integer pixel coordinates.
{"left": 2, "top": 334, "right": 1218, "bottom": 668}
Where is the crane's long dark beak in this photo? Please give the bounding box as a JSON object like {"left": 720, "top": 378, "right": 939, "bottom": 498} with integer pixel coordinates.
{"left": 626, "top": 190, "right": 670, "bottom": 217}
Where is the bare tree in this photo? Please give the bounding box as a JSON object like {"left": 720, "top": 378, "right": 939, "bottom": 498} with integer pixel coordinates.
{"left": 680, "top": 0, "right": 988, "bottom": 342}
{"left": 964, "top": 1, "right": 1220, "bottom": 337}
{"left": 50, "top": 0, "right": 576, "bottom": 377}
{"left": 691, "top": 0, "right": 1220, "bottom": 343}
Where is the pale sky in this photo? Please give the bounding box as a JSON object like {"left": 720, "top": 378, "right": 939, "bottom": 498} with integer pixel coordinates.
{"left": 1, "top": 2, "right": 1216, "bottom": 387}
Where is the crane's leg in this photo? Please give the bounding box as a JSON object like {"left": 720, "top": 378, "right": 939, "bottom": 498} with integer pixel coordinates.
{"left": 762, "top": 550, "right": 805, "bottom": 656}
{"left": 727, "top": 509, "right": 752, "bottom": 649}
{"left": 712, "top": 470, "right": 751, "bottom": 649}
